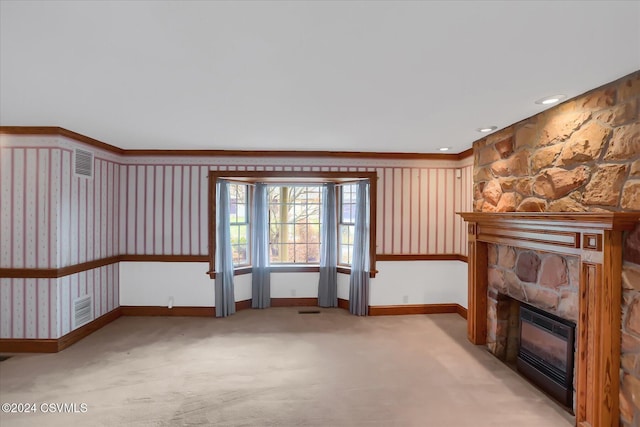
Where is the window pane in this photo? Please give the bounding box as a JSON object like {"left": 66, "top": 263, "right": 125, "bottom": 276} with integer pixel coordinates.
{"left": 308, "top": 224, "right": 320, "bottom": 242}
{"left": 338, "top": 184, "right": 359, "bottom": 265}
{"left": 268, "top": 185, "right": 323, "bottom": 264}
{"left": 294, "top": 203, "right": 306, "bottom": 221}
{"left": 307, "top": 244, "right": 319, "bottom": 263}
{"left": 340, "top": 184, "right": 356, "bottom": 224}
{"left": 342, "top": 204, "right": 353, "bottom": 224}
{"left": 270, "top": 243, "right": 280, "bottom": 261}
{"left": 338, "top": 222, "right": 355, "bottom": 265}
{"left": 340, "top": 226, "right": 349, "bottom": 244}
{"left": 228, "top": 184, "right": 249, "bottom": 266}
{"left": 339, "top": 244, "right": 350, "bottom": 265}
{"left": 293, "top": 243, "right": 303, "bottom": 263}
{"left": 294, "top": 223, "right": 307, "bottom": 240}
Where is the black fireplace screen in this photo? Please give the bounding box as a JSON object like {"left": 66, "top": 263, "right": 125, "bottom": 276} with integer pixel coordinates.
{"left": 517, "top": 303, "right": 576, "bottom": 409}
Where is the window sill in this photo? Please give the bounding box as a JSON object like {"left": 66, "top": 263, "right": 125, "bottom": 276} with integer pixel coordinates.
{"left": 338, "top": 266, "right": 377, "bottom": 278}
{"left": 207, "top": 266, "right": 252, "bottom": 279}
{"left": 208, "top": 266, "right": 377, "bottom": 279}
{"left": 208, "top": 265, "right": 319, "bottom": 278}
{"left": 337, "top": 266, "right": 351, "bottom": 275}
{"left": 269, "top": 265, "right": 320, "bottom": 273}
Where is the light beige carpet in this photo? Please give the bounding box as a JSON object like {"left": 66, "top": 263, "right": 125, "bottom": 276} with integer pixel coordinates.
{"left": 0, "top": 308, "right": 574, "bottom": 426}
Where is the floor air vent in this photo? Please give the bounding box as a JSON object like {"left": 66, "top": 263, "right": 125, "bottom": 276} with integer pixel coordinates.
{"left": 298, "top": 310, "right": 321, "bottom": 314}
{"left": 73, "top": 295, "right": 93, "bottom": 329}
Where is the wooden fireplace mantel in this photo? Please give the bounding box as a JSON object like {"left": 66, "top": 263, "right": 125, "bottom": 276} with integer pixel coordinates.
{"left": 458, "top": 212, "right": 639, "bottom": 427}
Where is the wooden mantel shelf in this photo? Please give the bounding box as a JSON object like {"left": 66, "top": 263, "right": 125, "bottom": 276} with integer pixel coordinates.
{"left": 458, "top": 211, "right": 640, "bottom": 228}
{"left": 458, "top": 211, "right": 639, "bottom": 427}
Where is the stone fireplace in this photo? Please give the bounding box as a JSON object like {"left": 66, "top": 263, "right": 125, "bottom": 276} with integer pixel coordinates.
{"left": 459, "top": 212, "right": 639, "bottom": 427}
{"left": 467, "top": 70, "right": 640, "bottom": 425}
{"left": 486, "top": 244, "right": 579, "bottom": 357}
{"left": 486, "top": 243, "right": 579, "bottom": 409}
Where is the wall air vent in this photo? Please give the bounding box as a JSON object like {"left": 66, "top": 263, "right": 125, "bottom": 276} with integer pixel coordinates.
{"left": 74, "top": 148, "right": 94, "bottom": 178}
{"left": 72, "top": 295, "right": 93, "bottom": 329}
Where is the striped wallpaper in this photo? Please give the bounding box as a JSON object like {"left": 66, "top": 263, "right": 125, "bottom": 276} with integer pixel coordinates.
{"left": 0, "top": 145, "right": 120, "bottom": 269}
{"left": 1, "top": 147, "right": 60, "bottom": 269}
{"left": 1, "top": 136, "right": 121, "bottom": 338}
{"left": 0, "top": 264, "right": 118, "bottom": 339}
{"left": 118, "top": 161, "right": 473, "bottom": 257}
{"left": 1, "top": 134, "right": 473, "bottom": 339}
{"left": 120, "top": 164, "right": 208, "bottom": 256}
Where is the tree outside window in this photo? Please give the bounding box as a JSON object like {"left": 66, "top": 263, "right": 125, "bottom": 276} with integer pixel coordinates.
{"left": 268, "top": 185, "right": 321, "bottom": 264}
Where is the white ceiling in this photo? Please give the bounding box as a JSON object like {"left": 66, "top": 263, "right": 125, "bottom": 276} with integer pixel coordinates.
{"left": 1, "top": 1, "right": 639, "bottom": 154}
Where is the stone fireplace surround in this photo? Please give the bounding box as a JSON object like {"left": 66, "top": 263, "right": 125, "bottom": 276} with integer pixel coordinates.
{"left": 459, "top": 212, "right": 639, "bottom": 427}
{"left": 486, "top": 245, "right": 579, "bottom": 363}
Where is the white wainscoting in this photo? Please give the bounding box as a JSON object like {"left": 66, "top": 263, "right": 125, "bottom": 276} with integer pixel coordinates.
{"left": 270, "top": 272, "right": 320, "bottom": 298}
{"left": 119, "top": 261, "right": 468, "bottom": 308}
{"left": 370, "top": 261, "right": 468, "bottom": 308}
{"left": 119, "top": 262, "right": 214, "bottom": 307}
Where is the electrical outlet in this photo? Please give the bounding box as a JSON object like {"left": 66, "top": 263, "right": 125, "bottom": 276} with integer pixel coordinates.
{"left": 402, "top": 295, "right": 408, "bottom": 304}
{"left": 291, "top": 289, "right": 297, "bottom": 297}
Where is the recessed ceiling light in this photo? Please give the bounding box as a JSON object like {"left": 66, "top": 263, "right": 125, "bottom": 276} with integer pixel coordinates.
{"left": 439, "top": 147, "right": 450, "bottom": 152}
{"left": 535, "top": 94, "right": 567, "bottom": 105}
{"left": 476, "top": 126, "right": 497, "bottom": 133}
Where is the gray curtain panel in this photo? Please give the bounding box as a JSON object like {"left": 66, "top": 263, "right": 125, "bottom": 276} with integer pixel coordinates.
{"left": 215, "top": 180, "right": 236, "bottom": 317}
{"left": 251, "top": 183, "right": 271, "bottom": 309}
{"left": 318, "top": 183, "right": 338, "bottom": 307}
{"left": 349, "top": 180, "right": 370, "bottom": 316}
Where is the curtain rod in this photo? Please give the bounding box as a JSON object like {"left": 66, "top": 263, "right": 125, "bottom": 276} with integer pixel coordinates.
{"left": 214, "top": 177, "right": 369, "bottom": 186}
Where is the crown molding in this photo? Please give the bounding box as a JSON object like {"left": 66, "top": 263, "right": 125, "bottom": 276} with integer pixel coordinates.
{"left": 1, "top": 126, "right": 473, "bottom": 160}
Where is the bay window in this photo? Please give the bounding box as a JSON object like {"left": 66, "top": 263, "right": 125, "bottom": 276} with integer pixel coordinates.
{"left": 207, "top": 171, "right": 376, "bottom": 278}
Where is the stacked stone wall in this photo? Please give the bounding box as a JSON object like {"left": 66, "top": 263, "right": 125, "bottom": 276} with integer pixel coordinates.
{"left": 474, "top": 72, "right": 639, "bottom": 214}
{"left": 472, "top": 71, "right": 640, "bottom": 425}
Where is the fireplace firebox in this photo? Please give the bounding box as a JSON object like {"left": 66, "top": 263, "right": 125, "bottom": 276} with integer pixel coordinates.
{"left": 517, "top": 303, "right": 575, "bottom": 409}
